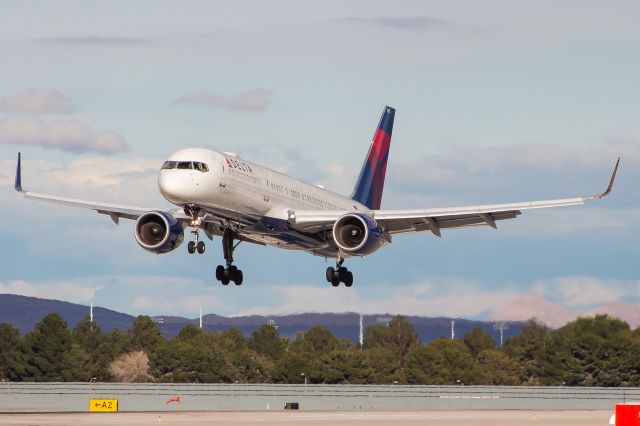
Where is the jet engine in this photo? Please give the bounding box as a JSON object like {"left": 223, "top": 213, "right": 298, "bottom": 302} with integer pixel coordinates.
{"left": 134, "top": 211, "right": 184, "bottom": 254}
{"left": 332, "top": 213, "right": 386, "bottom": 256}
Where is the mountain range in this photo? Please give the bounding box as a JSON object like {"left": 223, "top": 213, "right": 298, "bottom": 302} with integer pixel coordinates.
{"left": 0, "top": 293, "right": 522, "bottom": 344}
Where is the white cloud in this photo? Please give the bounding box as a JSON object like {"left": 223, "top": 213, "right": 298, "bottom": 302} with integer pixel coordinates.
{"left": 237, "top": 279, "right": 518, "bottom": 319}
{"left": 1, "top": 155, "right": 166, "bottom": 207}
{"left": 0, "top": 115, "right": 128, "bottom": 153}
{"left": 32, "top": 36, "right": 147, "bottom": 46}
{"left": 585, "top": 302, "right": 640, "bottom": 329}
{"left": 488, "top": 293, "right": 577, "bottom": 329}
{"left": 532, "top": 276, "right": 630, "bottom": 309}
{"left": 174, "top": 89, "right": 273, "bottom": 111}
{"left": 0, "top": 275, "right": 221, "bottom": 318}
{"left": 0, "top": 88, "right": 75, "bottom": 114}
{"left": 337, "top": 16, "right": 449, "bottom": 31}
{"left": 0, "top": 279, "right": 102, "bottom": 304}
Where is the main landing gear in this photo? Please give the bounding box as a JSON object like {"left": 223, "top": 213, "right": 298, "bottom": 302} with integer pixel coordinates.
{"left": 215, "top": 229, "right": 243, "bottom": 286}
{"left": 325, "top": 256, "right": 353, "bottom": 287}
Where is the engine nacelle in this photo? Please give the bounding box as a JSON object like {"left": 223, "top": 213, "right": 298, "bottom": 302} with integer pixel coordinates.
{"left": 332, "top": 213, "right": 386, "bottom": 256}
{"left": 134, "top": 211, "right": 184, "bottom": 254}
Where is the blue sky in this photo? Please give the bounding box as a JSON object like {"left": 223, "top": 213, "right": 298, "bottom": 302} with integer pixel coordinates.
{"left": 0, "top": 0, "right": 638, "bottom": 328}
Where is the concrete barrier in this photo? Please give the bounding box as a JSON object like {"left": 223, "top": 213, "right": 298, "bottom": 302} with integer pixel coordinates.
{"left": 0, "top": 383, "right": 636, "bottom": 412}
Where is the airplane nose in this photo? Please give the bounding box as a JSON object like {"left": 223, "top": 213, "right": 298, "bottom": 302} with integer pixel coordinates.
{"left": 158, "top": 173, "right": 190, "bottom": 204}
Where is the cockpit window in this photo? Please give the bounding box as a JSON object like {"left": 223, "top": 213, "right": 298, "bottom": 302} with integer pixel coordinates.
{"left": 162, "top": 161, "right": 208, "bottom": 172}
{"left": 194, "top": 162, "right": 209, "bottom": 172}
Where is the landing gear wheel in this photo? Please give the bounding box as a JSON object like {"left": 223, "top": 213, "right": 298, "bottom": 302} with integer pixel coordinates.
{"left": 326, "top": 267, "right": 335, "bottom": 283}
{"left": 220, "top": 274, "right": 230, "bottom": 285}
{"left": 197, "top": 241, "right": 206, "bottom": 254}
{"left": 338, "top": 267, "right": 349, "bottom": 282}
{"left": 344, "top": 272, "right": 353, "bottom": 287}
{"left": 215, "top": 229, "right": 245, "bottom": 286}
{"left": 325, "top": 260, "right": 354, "bottom": 288}
{"left": 233, "top": 270, "right": 243, "bottom": 286}
{"left": 215, "top": 265, "right": 225, "bottom": 281}
{"left": 187, "top": 241, "right": 196, "bottom": 254}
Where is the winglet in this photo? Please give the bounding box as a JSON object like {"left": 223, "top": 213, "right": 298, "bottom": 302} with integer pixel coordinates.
{"left": 15, "top": 152, "right": 23, "bottom": 192}
{"left": 587, "top": 157, "right": 619, "bottom": 200}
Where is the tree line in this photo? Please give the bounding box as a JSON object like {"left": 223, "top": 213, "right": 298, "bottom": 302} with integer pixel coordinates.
{"left": 1, "top": 313, "right": 639, "bottom": 386}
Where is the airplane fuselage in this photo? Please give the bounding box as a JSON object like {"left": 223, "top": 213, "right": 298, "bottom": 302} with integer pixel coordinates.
{"left": 159, "top": 147, "right": 370, "bottom": 255}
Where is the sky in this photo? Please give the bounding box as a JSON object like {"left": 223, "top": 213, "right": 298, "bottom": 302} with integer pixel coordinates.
{"left": 0, "top": 0, "right": 639, "bottom": 329}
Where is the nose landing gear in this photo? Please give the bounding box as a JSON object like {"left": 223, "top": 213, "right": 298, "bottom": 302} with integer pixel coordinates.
{"left": 215, "top": 229, "right": 243, "bottom": 286}
{"left": 325, "top": 256, "right": 353, "bottom": 287}
{"left": 186, "top": 206, "right": 206, "bottom": 254}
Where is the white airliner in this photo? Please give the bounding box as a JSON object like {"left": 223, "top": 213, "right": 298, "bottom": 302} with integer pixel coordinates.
{"left": 14, "top": 107, "right": 619, "bottom": 287}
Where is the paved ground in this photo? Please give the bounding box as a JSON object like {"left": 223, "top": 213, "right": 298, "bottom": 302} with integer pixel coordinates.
{"left": 0, "top": 410, "right": 613, "bottom": 426}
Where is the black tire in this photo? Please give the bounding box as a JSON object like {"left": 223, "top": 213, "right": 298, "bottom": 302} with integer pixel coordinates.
{"left": 215, "top": 265, "right": 225, "bottom": 281}
{"left": 331, "top": 279, "right": 340, "bottom": 287}
{"left": 338, "top": 267, "right": 348, "bottom": 282}
{"left": 344, "top": 271, "right": 353, "bottom": 287}
{"left": 187, "top": 241, "right": 196, "bottom": 254}
{"left": 234, "top": 270, "right": 243, "bottom": 286}
{"left": 228, "top": 265, "right": 238, "bottom": 281}
{"left": 326, "top": 267, "right": 335, "bottom": 283}
{"left": 221, "top": 272, "right": 230, "bottom": 285}
{"left": 197, "top": 241, "right": 205, "bottom": 254}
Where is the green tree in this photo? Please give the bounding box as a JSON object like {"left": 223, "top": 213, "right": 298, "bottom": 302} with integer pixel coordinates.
{"left": 477, "top": 349, "right": 520, "bottom": 385}
{"left": 152, "top": 325, "right": 231, "bottom": 383}
{"left": 22, "top": 313, "right": 88, "bottom": 381}
{"left": 366, "top": 346, "right": 400, "bottom": 384}
{"left": 293, "top": 326, "right": 339, "bottom": 356}
{"left": 273, "top": 352, "right": 311, "bottom": 383}
{"left": 550, "top": 315, "right": 640, "bottom": 386}
{"left": 319, "top": 348, "right": 371, "bottom": 384}
{"left": 363, "top": 316, "right": 419, "bottom": 381}
{"left": 463, "top": 327, "right": 496, "bottom": 358}
{"left": 406, "top": 338, "right": 480, "bottom": 385}
{"left": 72, "top": 317, "right": 111, "bottom": 381}
{"left": 248, "top": 324, "right": 286, "bottom": 361}
{"left": 501, "top": 319, "right": 560, "bottom": 385}
{"left": 0, "top": 323, "right": 25, "bottom": 381}
{"left": 217, "top": 328, "right": 268, "bottom": 383}
{"left": 128, "top": 315, "right": 163, "bottom": 353}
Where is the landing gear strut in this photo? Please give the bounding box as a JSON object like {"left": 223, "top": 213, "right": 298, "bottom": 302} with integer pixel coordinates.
{"left": 325, "top": 256, "right": 353, "bottom": 287}
{"left": 185, "top": 206, "right": 205, "bottom": 255}
{"left": 215, "top": 229, "right": 243, "bottom": 286}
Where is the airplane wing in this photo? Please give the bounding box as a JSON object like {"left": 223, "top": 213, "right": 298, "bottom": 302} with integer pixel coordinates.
{"left": 13, "top": 153, "right": 189, "bottom": 224}
{"left": 288, "top": 158, "right": 620, "bottom": 237}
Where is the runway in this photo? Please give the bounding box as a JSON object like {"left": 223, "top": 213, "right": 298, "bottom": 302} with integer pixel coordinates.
{"left": 0, "top": 410, "right": 613, "bottom": 426}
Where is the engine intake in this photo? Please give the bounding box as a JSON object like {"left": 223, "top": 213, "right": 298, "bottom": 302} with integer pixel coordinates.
{"left": 332, "top": 213, "right": 385, "bottom": 256}
{"left": 134, "top": 211, "right": 183, "bottom": 254}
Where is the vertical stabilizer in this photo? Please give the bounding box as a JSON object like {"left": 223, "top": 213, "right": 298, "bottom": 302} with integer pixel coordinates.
{"left": 350, "top": 106, "right": 395, "bottom": 210}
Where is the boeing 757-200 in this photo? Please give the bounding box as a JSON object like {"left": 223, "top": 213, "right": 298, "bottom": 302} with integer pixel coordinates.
{"left": 14, "top": 106, "right": 619, "bottom": 287}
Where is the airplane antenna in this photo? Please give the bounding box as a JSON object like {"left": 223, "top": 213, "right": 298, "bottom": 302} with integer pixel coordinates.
{"left": 359, "top": 314, "right": 364, "bottom": 348}
{"left": 451, "top": 320, "right": 455, "bottom": 339}
{"left": 493, "top": 322, "right": 509, "bottom": 347}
